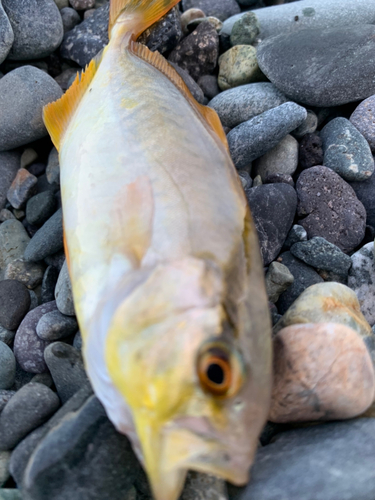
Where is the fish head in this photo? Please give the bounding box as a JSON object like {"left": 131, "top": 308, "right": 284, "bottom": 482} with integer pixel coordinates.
{"left": 105, "top": 257, "right": 270, "bottom": 500}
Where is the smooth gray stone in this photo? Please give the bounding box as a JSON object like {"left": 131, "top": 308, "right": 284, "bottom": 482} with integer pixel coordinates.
{"left": 253, "top": 134, "right": 298, "bottom": 181}
{"left": 3, "top": 0, "right": 63, "bottom": 60}
{"left": 0, "top": 342, "right": 15, "bottom": 390}
{"left": 238, "top": 419, "right": 375, "bottom": 500}
{"left": 292, "top": 109, "right": 318, "bottom": 139}
{"left": 321, "top": 117, "right": 374, "bottom": 182}
{"left": 26, "top": 191, "right": 56, "bottom": 227}
{"left": 24, "top": 209, "right": 63, "bottom": 263}
{"left": 54, "top": 260, "right": 75, "bottom": 316}
{"left": 36, "top": 310, "right": 78, "bottom": 341}
{"left": 221, "top": 0, "right": 375, "bottom": 39}
{"left": 227, "top": 102, "right": 306, "bottom": 169}
{"left": 257, "top": 25, "right": 375, "bottom": 107}
{"left": 0, "top": 0, "right": 14, "bottom": 65}
{"left": 0, "top": 219, "right": 29, "bottom": 273}
{"left": 0, "top": 450, "right": 11, "bottom": 486}
{"left": 60, "top": 6, "right": 80, "bottom": 33}
{"left": 0, "top": 151, "right": 20, "bottom": 210}
{"left": 0, "top": 66, "right": 62, "bottom": 152}
{"left": 209, "top": 82, "right": 288, "bottom": 129}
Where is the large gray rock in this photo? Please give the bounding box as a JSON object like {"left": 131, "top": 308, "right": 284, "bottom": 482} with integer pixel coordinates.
{"left": 2, "top": 0, "right": 63, "bottom": 60}
{"left": 0, "top": 0, "right": 13, "bottom": 64}
{"left": 0, "top": 66, "right": 62, "bottom": 152}
{"left": 237, "top": 419, "right": 375, "bottom": 500}
{"left": 208, "top": 82, "right": 288, "bottom": 129}
{"left": 0, "top": 151, "right": 20, "bottom": 210}
{"left": 257, "top": 25, "right": 375, "bottom": 107}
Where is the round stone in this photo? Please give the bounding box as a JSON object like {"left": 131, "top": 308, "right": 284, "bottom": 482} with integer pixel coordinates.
{"left": 218, "top": 45, "right": 264, "bottom": 91}
{"left": 180, "top": 9, "right": 205, "bottom": 35}
{"left": 36, "top": 310, "right": 78, "bottom": 341}
{"left": 60, "top": 7, "right": 81, "bottom": 33}
{"left": 0, "top": 342, "right": 16, "bottom": 390}
{"left": 253, "top": 135, "right": 298, "bottom": 181}
{"left": 230, "top": 12, "right": 259, "bottom": 46}
{"left": 0, "top": 280, "right": 31, "bottom": 331}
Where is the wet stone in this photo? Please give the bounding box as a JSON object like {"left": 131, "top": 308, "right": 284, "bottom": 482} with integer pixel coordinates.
{"left": 7, "top": 169, "right": 38, "bottom": 210}
{"left": 0, "top": 280, "right": 31, "bottom": 331}
{"left": 37, "top": 310, "right": 78, "bottom": 341}
{"left": 299, "top": 132, "right": 324, "bottom": 170}
{"left": 55, "top": 260, "right": 75, "bottom": 316}
{"left": 26, "top": 191, "right": 56, "bottom": 227}
{"left": 0, "top": 342, "right": 16, "bottom": 391}
{"left": 348, "top": 242, "right": 375, "bottom": 327}
{"left": 265, "top": 262, "right": 294, "bottom": 304}
{"left": 218, "top": 45, "right": 264, "bottom": 91}
{"left": 4, "top": 259, "right": 44, "bottom": 290}
{"left": 24, "top": 208, "right": 63, "bottom": 263}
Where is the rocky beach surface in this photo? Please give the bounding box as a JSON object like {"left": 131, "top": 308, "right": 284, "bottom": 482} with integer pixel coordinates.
{"left": 1, "top": 0, "right": 375, "bottom": 499}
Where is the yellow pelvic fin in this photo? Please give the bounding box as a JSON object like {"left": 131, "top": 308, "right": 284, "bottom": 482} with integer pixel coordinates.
{"left": 129, "top": 40, "right": 230, "bottom": 152}
{"left": 109, "top": 0, "right": 181, "bottom": 40}
{"left": 43, "top": 50, "right": 104, "bottom": 151}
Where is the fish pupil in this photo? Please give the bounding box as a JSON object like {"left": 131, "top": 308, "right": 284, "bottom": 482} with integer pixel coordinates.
{"left": 207, "top": 363, "right": 225, "bottom": 385}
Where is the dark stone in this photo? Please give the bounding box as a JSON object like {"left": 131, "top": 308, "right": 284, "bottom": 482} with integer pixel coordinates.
{"left": 44, "top": 250, "right": 65, "bottom": 272}
{"left": 24, "top": 208, "right": 63, "bottom": 262}
{"left": 13, "top": 301, "right": 57, "bottom": 374}
{"left": 0, "top": 280, "right": 31, "bottom": 331}
{"left": 60, "top": 7, "right": 81, "bottom": 34}
{"left": 299, "top": 133, "right": 323, "bottom": 170}
{"left": 169, "top": 62, "right": 205, "bottom": 104}
{"left": 296, "top": 166, "right": 366, "bottom": 253}
{"left": 0, "top": 0, "right": 13, "bottom": 65}
{"left": 182, "top": 0, "right": 240, "bottom": 21}
{"left": 237, "top": 419, "right": 375, "bottom": 500}
{"left": 197, "top": 75, "right": 220, "bottom": 100}
{"left": 12, "top": 363, "right": 34, "bottom": 392}
{"left": 0, "top": 151, "right": 21, "bottom": 211}
{"left": 168, "top": 22, "right": 219, "bottom": 81}
{"left": 40, "top": 266, "right": 59, "bottom": 304}
{"left": 138, "top": 6, "right": 182, "bottom": 55}
{"left": 264, "top": 173, "right": 294, "bottom": 187}
{"left": 7, "top": 169, "right": 38, "bottom": 210}
{"left": 246, "top": 184, "right": 297, "bottom": 266}
{"left": 0, "top": 383, "right": 60, "bottom": 451}
{"left": 0, "top": 390, "right": 16, "bottom": 413}
{"left": 26, "top": 192, "right": 56, "bottom": 227}
{"left": 257, "top": 25, "right": 375, "bottom": 107}
{"left": 22, "top": 395, "right": 140, "bottom": 500}
{"left": 350, "top": 174, "right": 375, "bottom": 230}
{"left": 27, "top": 163, "right": 46, "bottom": 177}
{"left": 276, "top": 251, "right": 323, "bottom": 315}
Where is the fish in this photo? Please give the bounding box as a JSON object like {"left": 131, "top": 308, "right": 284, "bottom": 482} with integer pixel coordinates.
{"left": 43, "top": 1, "right": 272, "bottom": 499}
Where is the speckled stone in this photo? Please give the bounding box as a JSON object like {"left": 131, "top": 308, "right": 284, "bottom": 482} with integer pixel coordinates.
{"left": 230, "top": 11, "right": 259, "bottom": 46}
{"left": 348, "top": 242, "right": 375, "bottom": 327}
{"left": 218, "top": 45, "right": 264, "bottom": 91}
{"left": 6, "top": 168, "right": 37, "bottom": 210}
{"left": 299, "top": 132, "right": 324, "bottom": 170}
{"left": 0, "top": 219, "right": 30, "bottom": 273}
{"left": 187, "top": 16, "right": 223, "bottom": 34}
{"left": 37, "top": 310, "right": 78, "bottom": 341}
{"left": 138, "top": 6, "right": 182, "bottom": 55}
{"left": 265, "top": 262, "right": 294, "bottom": 304}
{"left": 4, "top": 259, "right": 44, "bottom": 289}
{"left": 350, "top": 95, "right": 375, "bottom": 153}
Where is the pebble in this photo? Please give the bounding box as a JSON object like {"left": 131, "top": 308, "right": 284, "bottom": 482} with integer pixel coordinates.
{"left": 170, "top": 62, "right": 205, "bottom": 104}
{"left": 246, "top": 183, "right": 297, "bottom": 266}
{"left": 27, "top": 162, "right": 46, "bottom": 176}
{"left": 265, "top": 173, "right": 294, "bottom": 187}
{"left": 4, "top": 259, "right": 44, "bottom": 290}
{"left": 187, "top": 16, "right": 223, "bottom": 34}
{"left": 181, "top": 0, "right": 240, "bottom": 22}
{"left": 0, "top": 342, "right": 16, "bottom": 391}
{"left": 218, "top": 45, "right": 264, "bottom": 91}
{"left": 13, "top": 301, "right": 57, "bottom": 373}
{"left": 60, "top": 3, "right": 109, "bottom": 67}
{"left": 20, "top": 149, "right": 38, "bottom": 170}
{"left": 44, "top": 342, "right": 89, "bottom": 403}
{"left": 24, "top": 208, "right": 63, "bottom": 262}
{"left": 55, "top": 260, "right": 75, "bottom": 316}
{"left": 0, "top": 390, "right": 15, "bottom": 413}
{"left": 350, "top": 175, "right": 375, "bottom": 230}
{"left": 54, "top": 67, "right": 78, "bottom": 91}
{"left": 23, "top": 395, "right": 140, "bottom": 500}
{"left": 296, "top": 166, "right": 366, "bottom": 253}
{"left": 0, "top": 0, "right": 13, "bottom": 65}
{"left": 208, "top": 82, "right": 288, "bottom": 129}
{"left": 292, "top": 109, "right": 318, "bottom": 139}
{"left": 46, "top": 147, "right": 60, "bottom": 186}
{"left": 0, "top": 151, "right": 21, "bottom": 210}
{"left": 2, "top": 0, "right": 63, "bottom": 60}
{"left": 0, "top": 209, "right": 14, "bottom": 222}
{"left": 168, "top": 22, "right": 219, "bottom": 81}
{"left": 36, "top": 310, "right": 78, "bottom": 341}
{"left": 257, "top": 25, "right": 375, "bottom": 107}
{"left": 298, "top": 132, "right": 324, "bottom": 170}
{"left": 0, "top": 66, "right": 63, "bottom": 152}
{"left": 0, "top": 280, "right": 30, "bottom": 331}
{"left": 182, "top": 472, "right": 227, "bottom": 500}
{"left": 227, "top": 102, "right": 307, "bottom": 168}
{"left": 350, "top": 95, "right": 375, "bottom": 153}
{"left": 6, "top": 168, "right": 38, "bottom": 210}
{"left": 0, "top": 450, "right": 11, "bottom": 486}
{"left": 241, "top": 418, "right": 375, "bottom": 500}
{"left": 40, "top": 266, "right": 59, "bottom": 304}
{"left": 180, "top": 8, "right": 205, "bottom": 35}
{"left": 290, "top": 237, "right": 352, "bottom": 278}
{"left": 252, "top": 135, "right": 298, "bottom": 181}
{"left": 138, "top": 6, "right": 182, "bottom": 56}
{"left": 73, "top": 331, "right": 82, "bottom": 351}
{"left": 0, "top": 220, "right": 30, "bottom": 274}
{"left": 26, "top": 191, "right": 56, "bottom": 227}
{"left": 60, "top": 6, "right": 81, "bottom": 33}
{"left": 44, "top": 250, "right": 65, "bottom": 272}
{"left": 265, "top": 262, "right": 294, "bottom": 304}
{"left": 0, "top": 326, "right": 15, "bottom": 346}
{"left": 270, "top": 323, "right": 375, "bottom": 423}
{"left": 320, "top": 117, "right": 374, "bottom": 181}
{"left": 348, "top": 242, "right": 375, "bottom": 327}
{"left": 276, "top": 251, "right": 324, "bottom": 315}
{"left": 0, "top": 383, "right": 59, "bottom": 451}
{"left": 230, "top": 12, "right": 259, "bottom": 47}
{"left": 69, "top": 0, "right": 94, "bottom": 10}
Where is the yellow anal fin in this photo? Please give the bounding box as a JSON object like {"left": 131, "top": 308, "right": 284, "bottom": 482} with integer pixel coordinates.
{"left": 43, "top": 51, "right": 104, "bottom": 151}
{"left": 129, "top": 40, "right": 230, "bottom": 153}
{"left": 109, "top": 0, "right": 181, "bottom": 40}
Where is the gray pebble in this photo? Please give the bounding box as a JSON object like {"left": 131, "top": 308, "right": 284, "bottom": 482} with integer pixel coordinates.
{"left": 253, "top": 134, "right": 298, "bottom": 181}
{"left": 348, "top": 242, "right": 375, "bottom": 327}
{"left": 292, "top": 110, "right": 318, "bottom": 139}
{"left": 208, "top": 82, "right": 288, "bottom": 129}
{"left": 0, "top": 382, "right": 60, "bottom": 451}
{"left": 73, "top": 331, "right": 82, "bottom": 351}
{"left": 197, "top": 75, "right": 220, "bottom": 100}
{"left": 0, "top": 326, "right": 15, "bottom": 346}
{"left": 0, "top": 450, "right": 11, "bottom": 486}
{"left": 0, "top": 280, "right": 30, "bottom": 331}
{"left": 26, "top": 191, "right": 56, "bottom": 227}
{"left": 0, "top": 0, "right": 13, "bottom": 65}
{"left": 20, "top": 149, "right": 38, "bottom": 170}
{"left": 60, "top": 6, "right": 81, "bottom": 33}
{"left": 41, "top": 265, "right": 59, "bottom": 304}
{"left": 0, "top": 219, "right": 30, "bottom": 273}
{"left": 228, "top": 102, "right": 307, "bottom": 168}
{"left": 170, "top": 62, "right": 205, "bottom": 104}
{"left": 265, "top": 262, "right": 294, "bottom": 304}
{"left": 0, "top": 66, "right": 62, "bottom": 152}
{"left": 230, "top": 11, "right": 259, "bottom": 46}
{"left": 182, "top": 0, "right": 240, "bottom": 22}
{"left": 37, "top": 310, "right": 78, "bottom": 341}
{"left": 28, "top": 289, "right": 39, "bottom": 311}
{"left": 0, "top": 390, "right": 15, "bottom": 413}
{"left": 350, "top": 95, "right": 375, "bottom": 153}
{"left": 55, "top": 260, "right": 75, "bottom": 316}
{"left": 24, "top": 208, "right": 63, "bottom": 262}
{"left": 0, "top": 151, "right": 20, "bottom": 210}
{"left": 0, "top": 342, "right": 15, "bottom": 390}
{"left": 4, "top": 259, "right": 44, "bottom": 289}
{"left": 321, "top": 117, "right": 374, "bottom": 181}
{"left": 283, "top": 224, "right": 308, "bottom": 251}
{"left": 45, "top": 147, "right": 60, "bottom": 186}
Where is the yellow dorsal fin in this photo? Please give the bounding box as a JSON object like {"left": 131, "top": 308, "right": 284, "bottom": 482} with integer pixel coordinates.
{"left": 43, "top": 51, "right": 104, "bottom": 151}
{"left": 109, "top": 0, "right": 181, "bottom": 40}
{"left": 129, "top": 40, "right": 230, "bottom": 152}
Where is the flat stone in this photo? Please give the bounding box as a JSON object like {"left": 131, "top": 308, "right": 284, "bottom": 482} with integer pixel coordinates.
{"left": 37, "top": 310, "right": 78, "bottom": 341}
{"left": 0, "top": 220, "right": 30, "bottom": 273}
{"left": 182, "top": 0, "right": 240, "bottom": 22}
{"left": 0, "top": 280, "right": 30, "bottom": 331}
{"left": 257, "top": 25, "right": 375, "bottom": 107}
{"left": 24, "top": 208, "right": 63, "bottom": 262}
{"left": 265, "top": 262, "right": 294, "bottom": 304}
{"left": 7, "top": 169, "right": 37, "bottom": 210}
{"left": 0, "top": 66, "right": 62, "bottom": 152}
{"left": 0, "top": 382, "right": 59, "bottom": 451}
{"left": 0, "top": 151, "right": 20, "bottom": 210}
{"left": 0, "top": 0, "right": 13, "bottom": 65}
{"left": 208, "top": 82, "right": 288, "bottom": 129}
{"left": 55, "top": 260, "right": 75, "bottom": 316}
{"left": 348, "top": 242, "right": 375, "bottom": 327}
{"left": 0, "top": 342, "right": 15, "bottom": 391}
{"left": 3, "top": 0, "right": 63, "bottom": 60}
{"left": 138, "top": 6, "right": 182, "bottom": 55}
{"left": 350, "top": 95, "right": 375, "bottom": 153}
{"left": 246, "top": 183, "right": 297, "bottom": 266}
{"left": 276, "top": 251, "right": 324, "bottom": 315}
{"left": 253, "top": 134, "right": 298, "bottom": 181}
{"left": 13, "top": 301, "right": 57, "bottom": 373}
{"left": 4, "top": 259, "right": 44, "bottom": 290}
{"left": 299, "top": 132, "right": 323, "bottom": 170}
{"left": 169, "top": 22, "right": 219, "bottom": 81}
{"left": 227, "top": 102, "right": 307, "bottom": 168}
{"left": 321, "top": 117, "right": 374, "bottom": 181}
{"left": 218, "top": 45, "right": 264, "bottom": 91}
{"left": 230, "top": 11, "right": 259, "bottom": 46}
